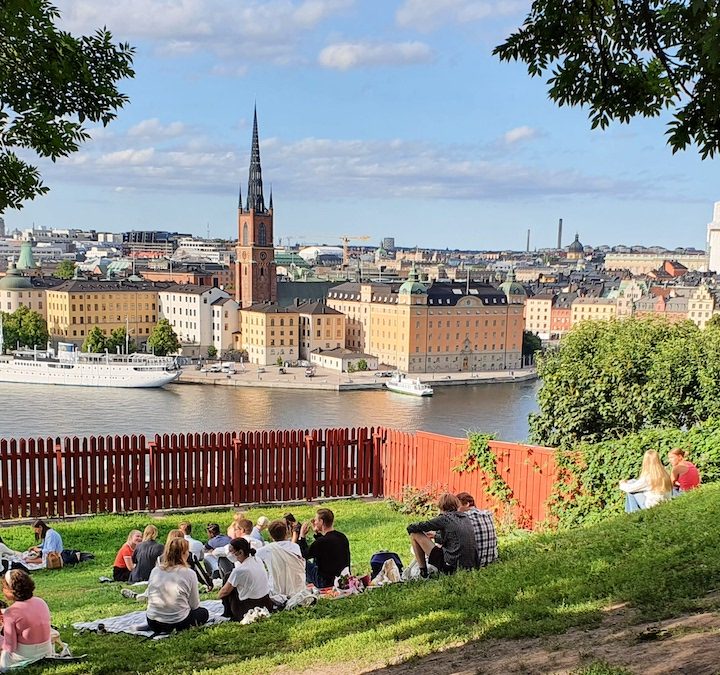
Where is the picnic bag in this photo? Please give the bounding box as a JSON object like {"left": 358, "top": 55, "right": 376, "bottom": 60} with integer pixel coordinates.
{"left": 46, "top": 551, "right": 63, "bottom": 569}
{"left": 370, "top": 551, "right": 403, "bottom": 579}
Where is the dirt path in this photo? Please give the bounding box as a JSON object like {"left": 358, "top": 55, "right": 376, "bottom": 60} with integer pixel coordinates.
{"left": 294, "top": 603, "right": 720, "bottom": 675}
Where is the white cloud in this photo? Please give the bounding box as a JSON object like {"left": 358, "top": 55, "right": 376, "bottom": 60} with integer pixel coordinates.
{"left": 128, "top": 119, "right": 187, "bottom": 139}
{"left": 503, "top": 126, "right": 538, "bottom": 145}
{"left": 396, "top": 0, "right": 529, "bottom": 32}
{"left": 318, "top": 41, "right": 434, "bottom": 70}
{"left": 55, "top": 0, "right": 354, "bottom": 67}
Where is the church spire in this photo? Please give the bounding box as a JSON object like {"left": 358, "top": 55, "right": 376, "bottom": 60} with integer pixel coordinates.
{"left": 269, "top": 184, "right": 273, "bottom": 210}
{"left": 245, "top": 106, "right": 266, "bottom": 213}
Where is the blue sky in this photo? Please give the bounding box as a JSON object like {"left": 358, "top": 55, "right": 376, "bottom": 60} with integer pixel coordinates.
{"left": 6, "top": 0, "right": 720, "bottom": 250}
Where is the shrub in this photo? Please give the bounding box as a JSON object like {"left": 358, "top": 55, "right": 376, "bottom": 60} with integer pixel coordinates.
{"left": 386, "top": 483, "right": 447, "bottom": 518}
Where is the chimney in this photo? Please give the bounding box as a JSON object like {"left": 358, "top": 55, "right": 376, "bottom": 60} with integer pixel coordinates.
{"left": 526, "top": 229, "right": 530, "bottom": 252}
{"left": 557, "top": 218, "right": 563, "bottom": 249}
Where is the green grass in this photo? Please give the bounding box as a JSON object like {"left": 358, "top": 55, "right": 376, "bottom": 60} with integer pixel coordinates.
{"left": 7, "top": 486, "right": 720, "bottom": 674}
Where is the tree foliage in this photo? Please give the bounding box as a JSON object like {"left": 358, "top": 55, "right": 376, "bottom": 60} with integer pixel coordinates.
{"left": 54, "top": 260, "right": 76, "bottom": 279}
{"left": 81, "top": 326, "right": 106, "bottom": 353}
{"left": 147, "top": 319, "right": 180, "bottom": 356}
{"left": 495, "top": 0, "right": 720, "bottom": 157}
{"left": 522, "top": 330, "right": 542, "bottom": 358}
{"left": 107, "top": 326, "right": 136, "bottom": 354}
{"left": 530, "top": 317, "right": 720, "bottom": 450}
{"left": 0, "top": 0, "right": 134, "bottom": 212}
{"left": 0, "top": 306, "right": 49, "bottom": 351}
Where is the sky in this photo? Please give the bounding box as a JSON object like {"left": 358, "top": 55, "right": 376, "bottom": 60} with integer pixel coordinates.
{"left": 6, "top": 0, "right": 720, "bottom": 251}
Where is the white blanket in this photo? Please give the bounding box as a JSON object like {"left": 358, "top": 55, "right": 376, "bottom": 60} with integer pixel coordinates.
{"left": 72, "top": 600, "right": 228, "bottom": 640}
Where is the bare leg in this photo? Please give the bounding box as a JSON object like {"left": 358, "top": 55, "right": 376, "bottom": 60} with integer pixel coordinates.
{"left": 409, "top": 533, "right": 436, "bottom": 572}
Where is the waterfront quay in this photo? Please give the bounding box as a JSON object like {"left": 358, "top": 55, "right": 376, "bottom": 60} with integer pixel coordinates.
{"left": 177, "top": 364, "right": 537, "bottom": 391}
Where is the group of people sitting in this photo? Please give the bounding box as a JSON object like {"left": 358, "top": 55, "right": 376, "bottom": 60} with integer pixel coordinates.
{"left": 619, "top": 447, "right": 701, "bottom": 513}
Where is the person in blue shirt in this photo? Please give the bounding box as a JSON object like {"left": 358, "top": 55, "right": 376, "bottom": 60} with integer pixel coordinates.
{"left": 30, "top": 520, "right": 63, "bottom": 562}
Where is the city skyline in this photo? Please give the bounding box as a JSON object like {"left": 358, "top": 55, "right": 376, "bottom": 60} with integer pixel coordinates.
{"left": 5, "top": 0, "right": 720, "bottom": 250}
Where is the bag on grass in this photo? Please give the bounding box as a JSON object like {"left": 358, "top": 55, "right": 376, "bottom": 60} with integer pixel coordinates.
{"left": 370, "top": 551, "right": 403, "bottom": 579}
{"left": 46, "top": 552, "right": 63, "bottom": 570}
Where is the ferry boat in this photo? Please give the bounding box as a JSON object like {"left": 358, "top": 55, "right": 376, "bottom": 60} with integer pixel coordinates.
{"left": 385, "top": 372, "right": 434, "bottom": 397}
{"left": 0, "top": 338, "right": 179, "bottom": 389}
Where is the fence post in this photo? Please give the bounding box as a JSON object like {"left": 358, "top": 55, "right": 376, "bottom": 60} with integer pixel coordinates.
{"left": 147, "top": 440, "right": 158, "bottom": 512}
{"left": 304, "top": 434, "right": 316, "bottom": 501}
{"left": 372, "top": 430, "right": 385, "bottom": 497}
{"left": 232, "top": 436, "right": 243, "bottom": 506}
{"left": 54, "top": 440, "right": 64, "bottom": 518}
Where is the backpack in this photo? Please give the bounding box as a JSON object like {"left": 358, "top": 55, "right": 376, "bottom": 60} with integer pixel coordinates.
{"left": 370, "top": 551, "right": 403, "bottom": 579}
{"left": 46, "top": 551, "right": 63, "bottom": 570}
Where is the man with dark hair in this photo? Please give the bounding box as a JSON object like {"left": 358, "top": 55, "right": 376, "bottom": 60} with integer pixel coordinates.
{"left": 256, "top": 519, "right": 306, "bottom": 596}
{"left": 407, "top": 492, "right": 478, "bottom": 577}
{"left": 456, "top": 492, "right": 498, "bottom": 567}
{"left": 178, "top": 522, "right": 204, "bottom": 562}
{"left": 203, "top": 523, "right": 231, "bottom": 579}
{"left": 298, "top": 508, "right": 351, "bottom": 588}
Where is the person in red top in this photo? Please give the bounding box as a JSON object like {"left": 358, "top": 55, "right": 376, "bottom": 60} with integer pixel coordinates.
{"left": 668, "top": 448, "right": 701, "bottom": 494}
{"left": 113, "top": 530, "right": 142, "bottom": 582}
{"left": 0, "top": 569, "right": 53, "bottom": 670}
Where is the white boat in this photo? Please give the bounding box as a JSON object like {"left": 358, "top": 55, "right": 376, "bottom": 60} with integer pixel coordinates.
{"left": 385, "top": 372, "right": 434, "bottom": 397}
{"left": 0, "top": 342, "right": 180, "bottom": 389}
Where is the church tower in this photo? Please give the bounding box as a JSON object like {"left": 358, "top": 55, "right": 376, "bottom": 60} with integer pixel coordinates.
{"left": 235, "top": 107, "right": 277, "bottom": 307}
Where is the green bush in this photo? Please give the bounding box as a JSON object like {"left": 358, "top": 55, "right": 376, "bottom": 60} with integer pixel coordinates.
{"left": 386, "top": 483, "right": 448, "bottom": 518}
{"left": 550, "top": 418, "right": 720, "bottom": 527}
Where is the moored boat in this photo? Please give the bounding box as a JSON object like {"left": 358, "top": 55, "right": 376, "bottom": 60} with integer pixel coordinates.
{"left": 385, "top": 372, "right": 433, "bottom": 397}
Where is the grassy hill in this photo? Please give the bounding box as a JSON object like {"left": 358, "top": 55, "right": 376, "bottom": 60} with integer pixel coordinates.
{"left": 9, "top": 486, "right": 720, "bottom": 674}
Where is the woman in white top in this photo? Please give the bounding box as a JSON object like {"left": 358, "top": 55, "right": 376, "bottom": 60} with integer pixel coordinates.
{"left": 218, "top": 538, "right": 273, "bottom": 621}
{"left": 619, "top": 450, "right": 673, "bottom": 513}
{"left": 145, "top": 537, "right": 209, "bottom": 633}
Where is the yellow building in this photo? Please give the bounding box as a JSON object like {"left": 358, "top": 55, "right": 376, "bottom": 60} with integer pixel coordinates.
{"left": 570, "top": 297, "right": 617, "bottom": 326}
{"left": 297, "top": 301, "right": 345, "bottom": 360}
{"left": 326, "top": 268, "right": 523, "bottom": 373}
{"left": 46, "top": 280, "right": 162, "bottom": 345}
{"left": 240, "top": 304, "right": 299, "bottom": 365}
{"left": 524, "top": 293, "right": 554, "bottom": 340}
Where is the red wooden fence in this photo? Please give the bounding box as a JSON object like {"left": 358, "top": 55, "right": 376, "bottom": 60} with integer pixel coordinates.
{"left": 380, "top": 429, "right": 557, "bottom": 527}
{"left": 0, "top": 427, "right": 557, "bottom": 527}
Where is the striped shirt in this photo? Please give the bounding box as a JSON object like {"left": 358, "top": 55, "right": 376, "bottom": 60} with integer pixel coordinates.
{"left": 464, "top": 507, "right": 498, "bottom": 567}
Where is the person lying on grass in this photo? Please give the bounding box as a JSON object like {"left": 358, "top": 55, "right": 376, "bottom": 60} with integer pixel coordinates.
{"left": 113, "top": 530, "right": 142, "bottom": 582}
{"left": 298, "top": 508, "right": 351, "bottom": 589}
{"left": 406, "top": 492, "right": 478, "bottom": 578}
{"left": 619, "top": 449, "right": 673, "bottom": 513}
{"left": 217, "top": 538, "right": 273, "bottom": 621}
{"left": 145, "top": 537, "right": 209, "bottom": 634}
{"left": 256, "top": 520, "right": 306, "bottom": 597}
{"left": 0, "top": 569, "right": 53, "bottom": 669}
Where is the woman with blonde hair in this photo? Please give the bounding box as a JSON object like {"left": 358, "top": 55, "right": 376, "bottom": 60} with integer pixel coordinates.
{"left": 145, "top": 537, "right": 209, "bottom": 634}
{"left": 620, "top": 450, "right": 673, "bottom": 513}
{"left": 128, "top": 525, "right": 163, "bottom": 583}
{"left": 112, "top": 529, "right": 142, "bottom": 582}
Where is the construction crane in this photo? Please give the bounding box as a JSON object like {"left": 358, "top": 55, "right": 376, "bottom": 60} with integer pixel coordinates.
{"left": 339, "top": 234, "right": 371, "bottom": 266}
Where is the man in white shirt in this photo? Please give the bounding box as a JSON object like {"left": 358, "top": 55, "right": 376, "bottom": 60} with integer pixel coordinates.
{"left": 256, "top": 520, "right": 305, "bottom": 596}
{"left": 178, "top": 522, "right": 204, "bottom": 561}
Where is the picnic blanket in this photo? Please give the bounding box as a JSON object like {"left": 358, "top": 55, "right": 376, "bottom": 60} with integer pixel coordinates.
{"left": 72, "top": 600, "right": 229, "bottom": 640}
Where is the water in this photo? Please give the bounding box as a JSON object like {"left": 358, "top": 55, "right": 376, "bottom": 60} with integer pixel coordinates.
{"left": 0, "top": 379, "right": 540, "bottom": 441}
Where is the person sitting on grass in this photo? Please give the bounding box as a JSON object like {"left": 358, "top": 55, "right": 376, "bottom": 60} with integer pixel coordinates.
{"left": 250, "top": 516, "right": 270, "bottom": 544}
{"left": 226, "top": 511, "right": 246, "bottom": 538}
{"left": 298, "top": 508, "right": 351, "bottom": 589}
{"left": 218, "top": 538, "right": 273, "bottom": 620}
{"left": 406, "top": 492, "right": 478, "bottom": 577}
{"left": 112, "top": 530, "right": 142, "bottom": 582}
{"left": 0, "top": 570, "right": 53, "bottom": 670}
{"left": 668, "top": 448, "right": 701, "bottom": 494}
{"left": 128, "top": 525, "right": 164, "bottom": 583}
{"left": 619, "top": 449, "right": 673, "bottom": 513}
{"left": 235, "top": 519, "right": 265, "bottom": 549}
{"left": 145, "top": 537, "right": 209, "bottom": 634}
{"left": 256, "top": 519, "right": 306, "bottom": 596}
{"left": 27, "top": 520, "right": 62, "bottom": 565}
{"left": 178, "top": 522, "right": 205, "bottom": 562}
{"left": 203, "top": 523, "right": 231, "bottom": 580}
{"left": 456, "top": 492, "right": 498, "bottom": 567}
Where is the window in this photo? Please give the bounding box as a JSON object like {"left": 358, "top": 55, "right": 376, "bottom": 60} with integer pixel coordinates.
{"left": 242, "top": 223, "right": 249, "bottom": 245}
{"left": 258, "top": 223, "right": 267, "bottom": 246}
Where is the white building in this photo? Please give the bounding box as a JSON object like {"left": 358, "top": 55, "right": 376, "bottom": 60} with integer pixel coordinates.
{"left": 174, "top": 238, "right": 232, "bottom": 265}
{"left": 707, "top": 202, "right": 720, "bottom": 273}
{"left": 157, "top": 284, "right": 234, "bottom": 357}
{"left": 211, "top": 296, "right": 240, "bottom": 355}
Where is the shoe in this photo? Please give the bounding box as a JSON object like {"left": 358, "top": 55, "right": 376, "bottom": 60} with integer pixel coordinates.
{"left": 98, "top": 576, "right": 113, "bottom": 583}
{"left": 121, "top": 588, "right": 137, "bottom": 599}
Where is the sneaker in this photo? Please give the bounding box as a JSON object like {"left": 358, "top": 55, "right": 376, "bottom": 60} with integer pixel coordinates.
{"left": 98, "top": 576, "right": 113, "bottom": 584}
{"left": 120, "top": 588, "right": 137, "bottom": 599}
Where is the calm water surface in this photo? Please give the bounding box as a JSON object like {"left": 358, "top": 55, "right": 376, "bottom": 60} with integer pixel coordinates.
{"left": 1, "top": 380, "right": 540, "bottom": 441}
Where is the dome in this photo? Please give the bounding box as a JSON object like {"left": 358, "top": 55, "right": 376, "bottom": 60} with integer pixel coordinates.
{"left": 0, "top": 263, "right": 32, "bottom": 290}
{"left": 498, "top": 268, "right": 526, "bottom": 298}
{"left": 16, "top": 241, "right": 36, "bottom": 270}
{"left": 398, "top": 264, "right": 427, "bottom": 295}
{"left": 568, "top": 233, "right": 584, "bottom": 253}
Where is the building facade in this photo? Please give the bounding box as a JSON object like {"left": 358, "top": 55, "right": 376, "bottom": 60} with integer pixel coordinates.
{"left": 239, "top": 304, "right": 299, "bottom": 365}
{"left": 297, "top": 301, "right": 345, "bottom": 360}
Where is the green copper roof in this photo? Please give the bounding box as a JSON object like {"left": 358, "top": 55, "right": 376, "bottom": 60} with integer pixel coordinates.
{"left": 398, "top": 263, "right": 427, "bottom": 295}
{"left": 16, "top": 241, "right": 37, "bottom": 270}
{"left": 0, "top": 264, "right": 32, "bottom": 290}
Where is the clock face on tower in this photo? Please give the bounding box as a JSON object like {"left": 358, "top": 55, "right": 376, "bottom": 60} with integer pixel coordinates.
{"left": 259, "top": 251, "right": 267, "bottom": 260}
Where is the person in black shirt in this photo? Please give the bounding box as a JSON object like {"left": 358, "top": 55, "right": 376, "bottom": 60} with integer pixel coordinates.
{"left": 128, "top": 525, "right": 164, "bottom": 583}
{"left": 298, "top": 508, "right": 350, "bottom": 589}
